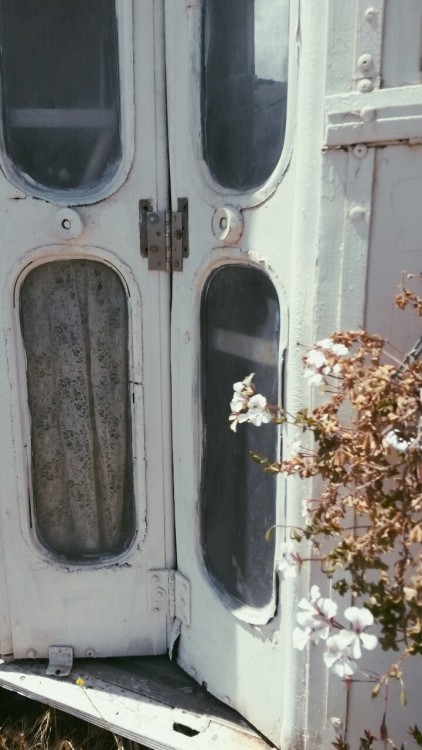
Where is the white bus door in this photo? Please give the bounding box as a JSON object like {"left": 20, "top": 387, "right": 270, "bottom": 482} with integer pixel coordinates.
{"left": 0, "top": 1, "right": 297, "bottom": 746}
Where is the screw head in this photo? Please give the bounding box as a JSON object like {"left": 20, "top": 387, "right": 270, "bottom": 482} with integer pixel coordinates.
{"left": 352, "top": 144, "right": 368, "bottom": 159}
{"left": 360, "top": 106, "right": 376, "bottom": 122}
{"left": 365, "top": 7, "right": 377, "bottom": 22}
{"left": 358, "top": 78, "right": 373, "bottom": 93}
{"left": 357, "top": 53, "right": 373, "bottom": 72}
{"left": 349, "top": 206, "right": 366, "bottom": 223}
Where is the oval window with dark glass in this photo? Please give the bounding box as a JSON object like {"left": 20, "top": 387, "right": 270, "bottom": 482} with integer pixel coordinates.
{"left": 0, "top": 0, "right": 121, "bottom": 194}
{"left": 20, "top": 260, "right": 135, "bottom": 561}
{"left": 201, "top": 265, "right": 280, "bottom": 609}
{"left": 202, "top": 0, "right": 290, "bottom": 191}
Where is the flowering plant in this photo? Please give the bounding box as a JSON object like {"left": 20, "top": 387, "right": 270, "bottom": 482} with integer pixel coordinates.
{"left": 229, "top": 281, "right": 422, "bottom": 747}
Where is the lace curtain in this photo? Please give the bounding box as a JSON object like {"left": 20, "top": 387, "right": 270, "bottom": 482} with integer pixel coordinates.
{"left": 20, "top": 260, "right": 134, "bottom": 559}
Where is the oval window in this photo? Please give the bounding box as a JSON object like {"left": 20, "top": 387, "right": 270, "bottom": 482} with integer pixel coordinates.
{"left": 0, "top": 0, "right": 121, "bottom": 195}
{"left": 201, "top": 265, "right": 280, "bottom": 609}
{"left": 202, "top": 0, "right": 290, "bottom": 191}
{"left": 20, "top": 260, "right": 135, "bottom": 561}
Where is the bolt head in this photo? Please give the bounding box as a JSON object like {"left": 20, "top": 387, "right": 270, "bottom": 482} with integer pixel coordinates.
{"left": 349, "top": 206, "right": 365, "bottom": 223}
{"left": 352, "top": 144, "right": 368, "bottom": 159}
{"left": 358, "top": 78, "right": 374, "bottom": 93}
{"left": 360, "top": 106, "right": 376, "bottom": 122}
{"left": 357, "top": 53, "right": 373, "bottom": 72}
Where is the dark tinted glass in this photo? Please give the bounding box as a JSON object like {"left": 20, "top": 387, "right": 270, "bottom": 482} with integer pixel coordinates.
{"left": 0, "top": 0, "right": 121, "bottom": 192}
{"left": 21, "top": 261, "right": 134, "bottom": 561}
{"left": 202, "top": 0, "right": 289, "bottom": 190}
{"left": 202, "top": 266, "right": 280, "bottom": 608}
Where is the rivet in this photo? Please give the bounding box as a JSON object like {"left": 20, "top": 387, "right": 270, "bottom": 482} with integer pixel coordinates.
{"left": 61, "top": 218, "right": 72, "bottom": 230}
{"left": 148, "top": 213, "right": 159, "bottom": 225}
{"left": 173, "top": 259, "right": 182, "bottom": 271}
{"left": 357, "top": 53, "right": 373, "bottom": 73}
{"left": 352, "top": 144, "right": 368, "bottom": 159}
{"left": 357, "top": 78, "right": 373, "bottom": 93}
{"left": 360, "top": 107, "right": 375, "bottom": 122}
{"left": 219, "top": 216, "right": 228, "bottom": 230}
{"left": 365, "top": 7, "right": 377, "bottom": 21}
{"left": 331, "top": 717, "right": 343, "bottom": 729}
{"left": 349, "top": 206, "right": 365, "bottom": 223}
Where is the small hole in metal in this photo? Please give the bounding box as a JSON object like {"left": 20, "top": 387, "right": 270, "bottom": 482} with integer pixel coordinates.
{"left": 173, "top": 723, "right": 200, "bottom": 738}
{"left": 61, "top": 219, "right": 71, "bottom": 230}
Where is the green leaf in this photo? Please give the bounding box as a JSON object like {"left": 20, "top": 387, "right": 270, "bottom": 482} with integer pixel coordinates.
{"left": 409, "top": 725, "right": 422, "bottom": 747}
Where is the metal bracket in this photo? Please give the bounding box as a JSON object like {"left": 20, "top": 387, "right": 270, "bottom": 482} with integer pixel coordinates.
{"left": 139, "top": 198, "right": 189, "bottom": 272}
{"left": 46, "top": 646, "right": 73, "bottom": 677}
{"left": 147, "top": 569, "right": 191, "bottom": 626}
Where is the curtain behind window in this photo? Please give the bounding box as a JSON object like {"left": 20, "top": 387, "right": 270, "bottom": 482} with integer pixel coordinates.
{"left": 20, "top": 260, "right": 134, "bottom": 560}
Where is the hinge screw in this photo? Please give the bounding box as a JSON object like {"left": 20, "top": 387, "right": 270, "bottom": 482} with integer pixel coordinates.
{"left": 352, "top": 144, "right": 368, "bottom": 159}
{"left": 149, "top": 213, "right": 159, "bottom": 225}
{"left": 174, "top": 229, "right": 182, "bottom": 240}
{"left": 150, "top": 245, "right": 158, "bottom": 254}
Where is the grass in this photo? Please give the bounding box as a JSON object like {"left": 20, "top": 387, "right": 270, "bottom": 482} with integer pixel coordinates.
{"left": 0, "top": 688, "right": 148, "bottom": 750}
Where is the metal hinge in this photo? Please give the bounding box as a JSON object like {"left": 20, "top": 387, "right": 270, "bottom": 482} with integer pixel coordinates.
{"left": 46, "top": 645, "right": 74, "bottom": 677}
{"left": 139, "top": 198, "right": 189, "bottom": 272}
{"left": 147, "top": 570, "right": 191, "bottom": 626}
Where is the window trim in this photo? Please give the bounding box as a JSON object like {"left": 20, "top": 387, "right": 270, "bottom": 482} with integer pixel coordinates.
{"left": 0, "top": 0, "right": 134, "bottom": 206}
{"left": 7, "top": 245, "right": 146, "bottom": 570}
{"left": 191, "top": 0, "right": 298, "bottom": 209}
{"left": 194, "top": 255, "right": 288, "bottom": 626}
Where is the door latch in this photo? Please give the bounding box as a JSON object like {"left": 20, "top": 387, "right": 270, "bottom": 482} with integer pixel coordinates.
{"left": 139, "top": 198, "right": 189, "bottom": 272}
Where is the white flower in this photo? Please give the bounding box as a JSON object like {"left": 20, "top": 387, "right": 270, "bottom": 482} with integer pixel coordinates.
{"left": 317, "top": 339, "right": 349, "bottom": 357}
{"left": 230, "top": 391, "right": 249, "bottom": 413}
{"left": 292, "top": 625, "right": 314, "bottom": 650}
{"left": 304, "top": 339, "right": 349, "bottom": 387}
{"left": 229, "top": 411, "right": 250, "bottom": 433}
{"left": 304, "top": 368, "right": 324, "bottom": 386}
{"left": 342, "top": 606, "right": 378, "bottom": 659}
{"left": 246, "top": 394, "right": 272, "bottom": 427}
{"left": 297, "top": 585, "right": 338, "bottom": 623}
{"left": 305, "top": 349, "right": 327, "bottom": 370}
{"left": 230, "top": 373, "right": 255, "bottom": 414}
{"left": 384, "top": 430, "right": 415, "bottom": 453}
{"left": 292, "top": 586, "right": 337, "bottom": 649}
{"left": 324, "top": 633, "right": 357, "bottom": 677}
{"left": 277, "top": 542, "right": 301, "bottom": 580}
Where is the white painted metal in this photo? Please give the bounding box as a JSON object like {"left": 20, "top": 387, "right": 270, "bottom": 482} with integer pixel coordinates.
{"left": 314, "top": 3, "right": 422, "bottom": 748}
{"left": 0, "top": 1, "right": 420, "bottom": 748}
{"left": 0, "top": 1, "right": 135, "bottom": 207}
{"left": 0, "top": 660, "right": 269, "bottom": 750}
{"left": 165, "top": 1, "right": 313, "bottom": 747}
{"left": 325, "top": 85, "right": 422, "bottom": 147}
{"left": 382, "top": 0, "right": 422, "bottom": 88}
{"left": 0, "top": 0, "right": 174, "bottom": 659}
